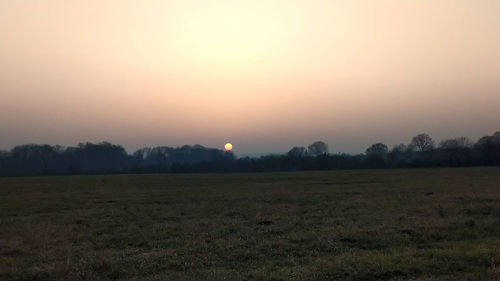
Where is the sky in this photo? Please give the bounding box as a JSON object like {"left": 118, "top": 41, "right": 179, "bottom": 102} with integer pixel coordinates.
{"left": 1, "top": 0, "right": 499, "bottom": 155}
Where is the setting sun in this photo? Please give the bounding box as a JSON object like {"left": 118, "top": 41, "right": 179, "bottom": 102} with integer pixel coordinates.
{"left": 224, "top": 143, "right": 233, "bottom": 151}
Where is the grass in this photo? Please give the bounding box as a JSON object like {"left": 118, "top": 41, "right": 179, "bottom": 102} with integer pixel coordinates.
{"left": 1, "top": 167, "right": 500, "bottom": 281}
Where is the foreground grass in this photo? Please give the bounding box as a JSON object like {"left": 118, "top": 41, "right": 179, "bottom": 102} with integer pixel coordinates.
{"left": 1, "top": 168, "right": 500, "bottom": 281}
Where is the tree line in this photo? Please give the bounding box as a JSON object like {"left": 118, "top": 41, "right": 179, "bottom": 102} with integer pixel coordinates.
{"left": 0, "top": 131, "right": 499, "bottom": 176}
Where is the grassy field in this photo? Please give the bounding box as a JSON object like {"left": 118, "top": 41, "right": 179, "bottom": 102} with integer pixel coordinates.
{"left": 1, "top": 168, "right": 500, "bottom": 281}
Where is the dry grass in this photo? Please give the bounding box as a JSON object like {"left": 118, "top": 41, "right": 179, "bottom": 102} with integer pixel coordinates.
{"left": 1, "top": 167, "right": 500, "bottom": 280}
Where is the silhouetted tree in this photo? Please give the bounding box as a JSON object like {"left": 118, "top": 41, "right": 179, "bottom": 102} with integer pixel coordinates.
{"left": 365, "top": 143, "right": 388, "bottom": 168}
{"left": 2, "top": 131, "right": 500, "bottom": 176}
{"left": 133, "top": 147, "right": 170, "bottom": 172}
{"left": 387, "top": 143, "right": 412, "bottom": 167}
{"left": 366, "top": 143, "right": 388, "bottom": 156}
{"left": 439, "top": 137, "right": 472, "bottom": 150}
{"left": 0, "top": 151, "right": 7, "bottom": 165}
{"left": 410, "top": 134, "right": 435, "bottom": 151}
{"left": 475, "top": 132, "right": 500, "bottom": 165}
{"left": 6, "top": 144, "right": 66, "bottom": 175}
{"left": 307, "top": 141, "right": 328, "bottom": 156}
{"left": 132, "top": 144, "right": 235, "bottom": 172}
{"left": 436, "top": 137, "right": 473, "bottom": 166}
{"left": 391, "top": 144, "right": 408, "bottom": 153}
{"left": 287, "top": 146, "right": 307, "bottom": 157}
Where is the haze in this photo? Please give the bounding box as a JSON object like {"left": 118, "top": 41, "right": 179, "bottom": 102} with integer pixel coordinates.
{"left": 1, "top": 0, "right": 499, "bottom": 155}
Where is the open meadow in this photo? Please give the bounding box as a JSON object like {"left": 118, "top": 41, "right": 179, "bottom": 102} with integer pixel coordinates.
{"left": 1, "top": 167, "right": 500, "bottom": 281}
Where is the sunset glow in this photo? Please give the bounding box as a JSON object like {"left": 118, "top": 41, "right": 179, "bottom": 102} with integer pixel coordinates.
{"left": 1, "top": 0, "right": 499, "bottom": 154}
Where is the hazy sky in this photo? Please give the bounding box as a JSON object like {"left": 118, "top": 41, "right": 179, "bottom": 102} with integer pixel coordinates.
{"left": 1, "top": 0, "right": 499, "bottom": 155}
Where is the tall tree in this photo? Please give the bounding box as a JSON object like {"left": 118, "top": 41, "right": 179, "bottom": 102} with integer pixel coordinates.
{"left": 366, "top": 143, "right": 388, "bottom": 156}
{"left": 410, "top": 134, "right": 435, "bottom": 151}
{"left": 307, "top": 141, "right": 328, "bottom": 156}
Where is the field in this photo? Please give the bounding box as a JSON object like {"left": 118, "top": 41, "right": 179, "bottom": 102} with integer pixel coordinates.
{"left": 1, "top": 168, "right": 500, "bottom": 281}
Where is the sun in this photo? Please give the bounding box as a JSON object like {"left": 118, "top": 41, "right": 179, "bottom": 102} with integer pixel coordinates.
{"left": 224, "top": 143, "right": 233, "bottom": 151}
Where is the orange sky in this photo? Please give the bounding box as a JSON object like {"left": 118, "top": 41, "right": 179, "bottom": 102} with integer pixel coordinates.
{"left": 1, "top": 0, "right": 499, "bottom": 154}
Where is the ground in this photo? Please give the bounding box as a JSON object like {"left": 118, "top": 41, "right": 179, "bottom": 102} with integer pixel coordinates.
{"left": 1, "top": 167, "right": 500, "bottom": 281}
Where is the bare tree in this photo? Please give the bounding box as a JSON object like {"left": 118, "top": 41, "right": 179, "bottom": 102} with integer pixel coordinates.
{"left": 307, "top": 141, "right": 328, "bottom": 156}
{"left": 366, "top": 143, "right": 388, "bottom": 156}
{"left": 410, "top": 134, "right": 435, "bottom": 151}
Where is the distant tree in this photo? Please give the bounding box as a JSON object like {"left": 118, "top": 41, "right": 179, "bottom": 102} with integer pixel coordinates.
{"left": 391, "top": 144, "right": 408, "bottom": 153}
{"left": 287, "top": 146, "right": 307, "bottom": 157}
{"left": 2, "top": 131, "right": 500, "bottom": 177}
{"left": 66, "top": 142, "right": 130, "bottom": 172}
{"left": 457, "top": 136, "right": 473, "bottom": 148}
{"left": 410, "top": 134, "right": 435, "bottom": 152}
{"left": 388, "top": 143, "right": 411, "bottom": 166}
{"left": 439, "top": 137, "right": 472, "bottom": 150}
{"left": 475, "top": 132, "right": 500, "bottom": 165}
{"left": 365, "top": 143, "right": 388, "bottom": 168}
{"left": 366, "top": 143, "right": 388, "bottom": 156}
{"left": 475, "top": 135, "right": 500, "bottom": 149}
{"left": 132, "top": 144, "right": 235, "bottom": 171}
{"left": 5, "top": 144, "right": 66, "bottom": 175}
{"left": 307, "top": 141, "right": 328, "bottom": 156}
{"left": 436, "top": 137, "right": 473, "bottom": 167}
{"left": 0, "top": 150, "right": 8, "bottom": 173}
